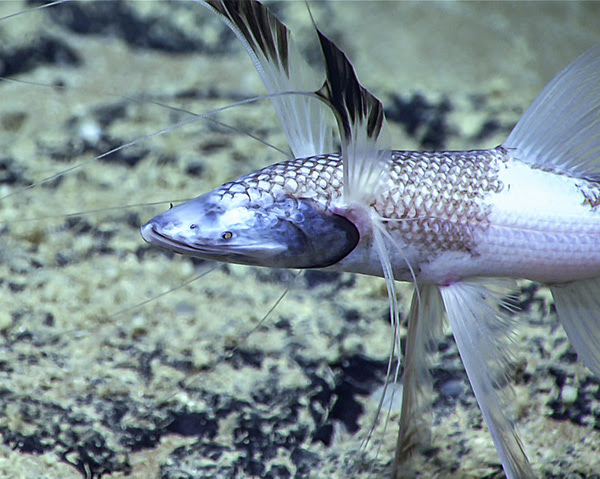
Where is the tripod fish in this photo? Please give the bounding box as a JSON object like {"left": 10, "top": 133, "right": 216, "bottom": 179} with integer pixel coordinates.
{"left": 141, "top": 1, "right": 600, "bottom": 477}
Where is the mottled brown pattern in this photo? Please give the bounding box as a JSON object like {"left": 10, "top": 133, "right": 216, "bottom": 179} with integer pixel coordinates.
{"left": 216, "top": 147, "right": 506, "bottom": 254}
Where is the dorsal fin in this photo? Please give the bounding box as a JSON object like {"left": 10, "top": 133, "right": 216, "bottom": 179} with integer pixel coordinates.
{"left": 503, "top": 44, "right": 600, "bottom": 181}
{"left": 199, "top": 0, "right": 333, "bottom": 159}
{"left": 314, "top": 29, "right": 390, "bottom": 204}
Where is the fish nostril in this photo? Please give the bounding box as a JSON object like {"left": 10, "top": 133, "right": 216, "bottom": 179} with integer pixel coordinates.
{"left": 190, "top": 224, "right": 197, "bottom": 229}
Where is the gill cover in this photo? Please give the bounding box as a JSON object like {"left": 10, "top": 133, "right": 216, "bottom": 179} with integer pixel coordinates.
{"left": 141, "top": 192, "right": 359, "bottom": 269}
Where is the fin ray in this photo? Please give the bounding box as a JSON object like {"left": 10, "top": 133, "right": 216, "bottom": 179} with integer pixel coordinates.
{"left": 503, "top": 44, "right": 600, "bottom": 180}
{"left": 440, "top": 280, "right": 535, "bottom": 479}
{"left": 394, "top": 285, "right": 444, "bottom": 467}
{"left": 314, "top": 28, "right": 390, "bottom": 204}
{"left": 199, "top": 0, "right": 333, "bottom": 158}
{"left": 551, "top": 277, "right": 600, "bottom": 377}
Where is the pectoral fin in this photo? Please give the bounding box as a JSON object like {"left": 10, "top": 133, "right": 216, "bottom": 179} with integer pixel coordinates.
{"left": 200, "top": 0, "right": 334, "bottom": 159}
{"left": 551, "top": 277, "right": 600, "bottom": 377}
{"left": 440, "top": 280, "right": 534, "bottom": 479}
{"left": 313, "top": 27, "right": 391, "bottom": 205}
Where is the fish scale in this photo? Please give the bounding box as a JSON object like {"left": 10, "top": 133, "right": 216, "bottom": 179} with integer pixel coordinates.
{"left": 378, "top": 148, "right": 504, "bottom": 255}
{"left": 216, "top": 154, "right": 344, "bottom": 206}
{"left": 214, "top": 147, "right": 504, "bottom": 264}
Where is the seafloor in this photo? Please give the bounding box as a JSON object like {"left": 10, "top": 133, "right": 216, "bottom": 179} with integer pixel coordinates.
{"left": 0, "top": 1, "right": 599, "bottom": 478}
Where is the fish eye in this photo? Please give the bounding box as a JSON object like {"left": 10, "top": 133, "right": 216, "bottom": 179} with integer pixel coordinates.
{"left": 222, "top": 231, "right": 233, "bottom": 240}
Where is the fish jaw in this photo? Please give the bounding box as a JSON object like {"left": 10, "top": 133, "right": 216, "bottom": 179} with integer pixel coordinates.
{"left": 140, "top": 180, "right": 359, "bottom": 269}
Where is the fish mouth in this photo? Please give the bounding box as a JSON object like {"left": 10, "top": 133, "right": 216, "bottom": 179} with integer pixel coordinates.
{"left": 140, "top": 222, "right": 286, "bottom": 262}
{"left": 140, "top": 222, "right": 200, "bottom": 256}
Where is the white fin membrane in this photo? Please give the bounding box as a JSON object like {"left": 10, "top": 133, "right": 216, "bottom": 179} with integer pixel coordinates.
{"left": 198, "top": 0, "right": 334, "bottom": 159}
{"left": 439, "top": 280, "right": 535, "bottom": 479}
{"left": 551, "top": 277, "right": 600, "bottom": 377}
{"left": 393, "top": 285, "right": 444, "bottom": 471}
{"left": 503, "top": 44, "right": 600, "bottom": 180}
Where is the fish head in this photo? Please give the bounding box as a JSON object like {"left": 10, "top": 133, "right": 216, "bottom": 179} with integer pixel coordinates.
{"left": 140, "top": 189, "right": 359, "bottom": 269}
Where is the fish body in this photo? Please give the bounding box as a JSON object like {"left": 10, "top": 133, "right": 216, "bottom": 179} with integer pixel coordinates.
{"left": 140, "top": 1, "right": 600, "bottom": 478}
{"left": 143, "top": 145, "right": 600, "bottom": 284}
